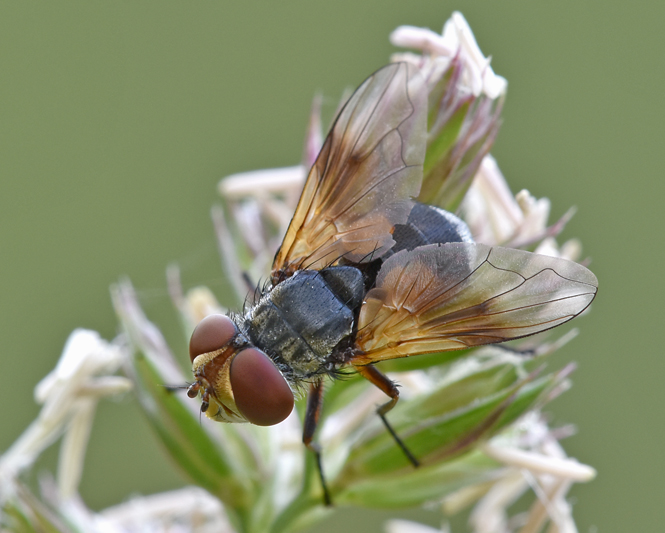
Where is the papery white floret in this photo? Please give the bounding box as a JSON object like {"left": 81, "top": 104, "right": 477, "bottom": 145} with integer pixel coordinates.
{"left": 445, "top": 12, "right": 507, "bottom": 98}
{"left": 462, "top": 155, "right": 523, "bottom": 245}
{"left": 35, "top": 329, "right": 123, "bottom": 402}
{"left": 481, "top": 444, "right": 596, "bottom": 482}
{"left": 0, "top": 330, "right": 128, "bottom": 502}
{"left": 390, "top": 25, "right": 455, "bottom": 56}
{"left": 99, "top": 487, "right": 235, "bottom": 533}
{"left": 515, "top": 189, "right": 551, "bottom": 242}
{"left": 219, "top": 165, "right": 305, "bottom": 201}
{"left": 391, "top": 12, "right": 507, "bottom": 99}
{"left": 535, "top": 237, "right": 583, "bottom": 262}
{"left": 468, "top": 470, "right": 527, "bottom": 533}
{"left": 385, "top": 518, "right": 443, "bottom": 533}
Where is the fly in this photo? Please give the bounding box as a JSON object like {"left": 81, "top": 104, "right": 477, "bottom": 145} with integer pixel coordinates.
{"left": 186, "top": 63, "right": 598, "bottom": 505}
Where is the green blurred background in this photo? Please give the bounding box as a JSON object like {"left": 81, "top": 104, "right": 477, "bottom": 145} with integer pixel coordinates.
{"left": 0, "top": 1, "right": 661, "bottom": 531}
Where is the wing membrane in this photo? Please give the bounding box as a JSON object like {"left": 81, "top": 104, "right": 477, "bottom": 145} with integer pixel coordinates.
{"left": 272, "top": 62, "right": 427, "bottom": 275}
{"left": 353, "top": 243, "right": 598, "bottom": 364}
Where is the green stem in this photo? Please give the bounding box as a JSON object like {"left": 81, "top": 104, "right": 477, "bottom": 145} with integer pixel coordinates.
{"left": 270, "top": 493, "right": 324, "bottom": 533}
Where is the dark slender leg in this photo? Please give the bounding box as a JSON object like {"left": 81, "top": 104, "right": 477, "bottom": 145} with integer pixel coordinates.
{"left": 302, "top": 380, "right": 331, "bottom": 506}
{"left": 354, "top": 364, "right": 420, "bottom": 467}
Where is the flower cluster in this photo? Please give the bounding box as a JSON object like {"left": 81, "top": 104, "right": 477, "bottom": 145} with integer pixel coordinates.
{"left": 0, "top": 12, "right": 594, "bottom": 533}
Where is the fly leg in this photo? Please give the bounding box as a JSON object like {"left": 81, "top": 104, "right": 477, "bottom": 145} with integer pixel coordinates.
{"left": 354, "top": 364, "right": 419, "bottom": 467}
{"left": 302, "top": 379, "right": 332, "bottom": 506}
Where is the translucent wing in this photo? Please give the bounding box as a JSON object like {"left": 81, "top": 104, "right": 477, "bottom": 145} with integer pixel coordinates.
{"left": 272, "top": 62, "right": 427, "bottom": 277}
{"left": 352, "top": 243, "right": 598, "bottom": 365}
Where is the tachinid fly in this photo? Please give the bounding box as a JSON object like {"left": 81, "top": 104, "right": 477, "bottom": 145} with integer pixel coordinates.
{"left": 186, "top": 63, "right": 598, "bottom": 505}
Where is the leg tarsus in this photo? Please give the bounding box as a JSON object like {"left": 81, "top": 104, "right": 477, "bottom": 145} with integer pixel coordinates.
{"left": 377, "top": 410, "right": 419, "bottom": 467}
{"left": 304, "top": 441, "right": 332, "bottom": 506}
{"left": 354, "top": 364, "right": 420, "bottom": 468}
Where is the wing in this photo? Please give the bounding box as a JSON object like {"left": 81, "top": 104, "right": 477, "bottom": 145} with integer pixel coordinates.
{"left": 352, "top": 243, "right": 598, "bottom": 365}
{"left": 272, "top": 62, "right": 427, "bottom": 277}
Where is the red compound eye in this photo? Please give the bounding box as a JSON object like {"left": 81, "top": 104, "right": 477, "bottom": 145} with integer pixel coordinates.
{"left": 189, "top": 314, "right": 237, "bottom": 363}
{"left": 230, "top": 347, "right": 294, "bottom": 426}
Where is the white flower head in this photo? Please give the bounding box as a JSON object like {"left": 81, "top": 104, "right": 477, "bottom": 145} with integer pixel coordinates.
{"left": 434, "top": 413, "right": 595, "bottom": 533}
{"left": 391, "top": 12, "right": 507, "bottom": 99}
{"left": 461, "top": 155, "right": 525, "bottom": 245}
{"left": 0, "top": 330, "right": 130, "bottom": 502}
{"left": 461, "top": 155, "right": 578, "bottom": 256}
{"left": 215, "top": 166, "right": 307, "bottom": 302}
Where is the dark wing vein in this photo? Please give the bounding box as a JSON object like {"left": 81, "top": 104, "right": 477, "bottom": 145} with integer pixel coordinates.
{"left": 353, "top": 242, "right": 598, "bottom": 364}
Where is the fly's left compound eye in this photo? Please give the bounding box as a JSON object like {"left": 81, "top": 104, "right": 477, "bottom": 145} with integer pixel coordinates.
{"left": 189, "top": 314, "right": 238, "bottom": 362}
{"left": 230, "top": 347, "right": 294, "bottom": 426}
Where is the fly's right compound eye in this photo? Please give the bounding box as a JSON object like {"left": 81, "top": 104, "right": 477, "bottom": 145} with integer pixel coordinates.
{"left": 230, "top": 347, "right": 294, "bottom": 426}
{"left": 189, "top": 314, "right": 238, "bottom": 362}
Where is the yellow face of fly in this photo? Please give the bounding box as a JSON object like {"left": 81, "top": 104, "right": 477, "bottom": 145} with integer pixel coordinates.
{"left": 191, "top": 348, "right": 247, "bottom": 424}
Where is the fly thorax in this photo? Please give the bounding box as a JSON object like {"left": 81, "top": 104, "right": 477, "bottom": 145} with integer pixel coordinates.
{"left": 244, "top": 268, "right": 364, "bottom": 378}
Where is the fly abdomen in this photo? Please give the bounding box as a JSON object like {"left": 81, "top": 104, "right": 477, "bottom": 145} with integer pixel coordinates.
{"left": 244, "top": 268, "right": 364, "bottom": 377}
{"left": 388, "top": 202, "right": 473, "bottom": 256}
